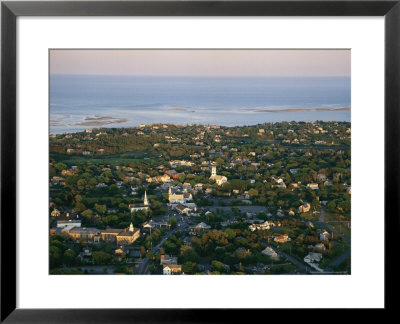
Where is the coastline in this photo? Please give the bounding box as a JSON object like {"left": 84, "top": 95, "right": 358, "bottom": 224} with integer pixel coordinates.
{"left": 49, "top": 118, "right": 351, "bottom": 135}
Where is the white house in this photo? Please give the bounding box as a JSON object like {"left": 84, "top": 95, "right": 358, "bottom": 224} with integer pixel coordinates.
{"left": 261, "top": 246, "right": 279, "bottom": 260}
{"left": 304, "top": 252, "right": 323, "bottom": 263}
{"left": 163, "top": 264, "right": 182, "bottom": 275}
{"left": 56, "top": 213, "right": 82, "bottom": 228}
{"left": 307, "top": 183, "right": 319, "bottom": 190}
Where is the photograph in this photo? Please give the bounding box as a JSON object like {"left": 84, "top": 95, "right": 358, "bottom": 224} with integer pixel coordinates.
{"left": 49, "top": 49, "right": 351, "bottom": 276}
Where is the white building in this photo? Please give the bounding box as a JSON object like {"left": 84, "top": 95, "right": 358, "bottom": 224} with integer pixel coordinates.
{"left": 304, "top": 252, "right": 323, "bottom": 263}
{"left": 129, "top": 191, "right": 150, "bottom": 213}
{"left": 163, "top": 264, "right": 182, "bottom": 275}
{"left": 168, "top": 187, "right": 192, "bottom": 204}
{"left": 56, "top": 213, "right": 82, "bottom": 228}
{"left": 261, "top": 246, "right": 279, "bottom": 260}
{"left": 209, "top": 166, "right": 228, "bottom": 186}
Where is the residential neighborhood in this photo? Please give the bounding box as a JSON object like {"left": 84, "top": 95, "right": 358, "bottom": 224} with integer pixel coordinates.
{"left": 49, "top": 122, "right": 351, "bottom": 275}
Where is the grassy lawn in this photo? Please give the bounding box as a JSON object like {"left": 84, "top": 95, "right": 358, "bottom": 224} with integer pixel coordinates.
{"left": 51, "top": 152, "right": 159, "bottom": 166}
{"left": 319, "top": 242, "right": 350, "bottom": 269}
{"left": 324, "top": 211, "right": 351, "bottom": 222}
{"left": 269, "top": 263, "right": 298, "bottom": 274}
{"left": 331, "top": 255, "right": 351, "bottom": 274}
{"left": 329, "top": 223, "right": 351, "bottom": 239}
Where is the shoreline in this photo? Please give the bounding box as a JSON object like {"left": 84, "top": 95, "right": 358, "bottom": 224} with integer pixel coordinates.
{"left": 249, "top": 107, "right": 350, "bottom": 113}
{"left": 49, "top": 119, "right": 351, "bottom": 135}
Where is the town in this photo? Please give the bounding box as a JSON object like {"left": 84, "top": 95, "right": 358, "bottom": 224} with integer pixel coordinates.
{"left": 49, "top": 121, "right": 351, "bottom": 275}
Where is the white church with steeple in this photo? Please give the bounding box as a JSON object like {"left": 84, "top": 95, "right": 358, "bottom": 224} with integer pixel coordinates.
{"left": 209, "top": 165, "right": 228, "bottom": 186}
{"left": 129, "top": 190, "right": 150, "bottom": 213}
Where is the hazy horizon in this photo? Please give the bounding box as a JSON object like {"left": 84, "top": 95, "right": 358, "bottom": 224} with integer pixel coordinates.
{"left": 50, "top": 49, "right": 350, "bottom": 77}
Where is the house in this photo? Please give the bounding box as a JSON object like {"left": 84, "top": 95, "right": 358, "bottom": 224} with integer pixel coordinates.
{"left": 129, "top": 191, "right": 150, "bottom": 213}
{"left": 298, "top": 203, "right": 311, "bottom": 213}
{"left": 205, "top": 188, "right": 214, "bottom": 194}
{"left": 190, "top": 222, "right": 211, "bottom": 234}
{"left": 78, "top": 247, "right": 93, "bottom": 261}
{"left": 274, "top": 234, "right": 291, "bottom": 243}
{"left": 320, "top": 230, "right": 330, "bottom": 241}
{"left": 276, "top": 209, "right": 285, "bottom": 217}
{"left": 165, "top": 169, "right": 177, "bottom": 177}
{"left": 175, "top": 204, "right": 191, "bottom": 215}
{"left": 261, "top": 246, "right": 279, "bottom": 260}
{"left": 159, "top": 174, "right": 171, "bottom": 183}
{"left": 272, "top": 176, "right": 287, "bottom": 189}
{"left": 82, "top": 247, "right": 92, "bottom": 257}
{"left": 209, "top": 166, "right": 228, "bottom": 186}
{"left": 307, "top": 183, "right": 319, "bottom": 190}
{"left": 96, "top": 182, "right": 107, "bottom": 188}
{"left": 51, "top": 209, "right": 60, "bottom": 217}
{"left": 114, "top": 246, "right": 128, "bottom": 259}
{"left": 314, "top": 243, "right": 326, "bottom": 251}
{"left": 163, "top": 264, "right": 182, "bottom": 275}
{"left": 304, "top": 252, "right": 323, "bottom": 263}
{"left": 249, "top": 221, "right": 271, "bottom": 232}
{"left": 56, "top": 213, "right": 81, "bottom": 228}
{"left": 160, "top": 255, "right": 178, "bottom": 265}
{"left": 306, "top": 221, "right": 314, "bottom": 228}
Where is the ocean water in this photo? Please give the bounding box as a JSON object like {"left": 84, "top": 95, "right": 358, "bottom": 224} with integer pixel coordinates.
{"left": 50, "top": 75, "right": 351, "bottom": 134}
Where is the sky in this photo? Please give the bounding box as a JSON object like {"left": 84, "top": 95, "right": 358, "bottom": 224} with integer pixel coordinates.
{"left": 50, "top": 49, "right": 350, "bottom": 77}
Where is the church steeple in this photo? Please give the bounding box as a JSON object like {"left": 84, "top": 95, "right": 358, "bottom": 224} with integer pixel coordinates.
{"left": 211, "top": 165, "right": 217, "bottom": 177}
{"left": 129, "top": 222, "right": 134, "bottom": 232}
{"left": 144, "top": 190, "right": 149, "bottom": 206}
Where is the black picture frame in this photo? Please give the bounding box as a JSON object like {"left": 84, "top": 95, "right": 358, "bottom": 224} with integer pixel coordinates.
{"left": 1, "top": 0, "right": 398, "bottom": 322}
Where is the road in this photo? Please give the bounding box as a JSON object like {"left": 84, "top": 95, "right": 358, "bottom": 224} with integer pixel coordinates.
{"left": 207, "top": 205, "right": 267, "bottom": 214}
{"left": 316, "top": 222, "right": 351, "bottom": 244}
{"left": 60, "top": 265, "right": 116, "bottom": 274}
{"left": 317, "top": 206, "right": 351, "bottom": 272}
{"left": 315, "top": 207, "right": 350, "bottom": 244}
{"left": 270, "top": 246, "right": 308, "bottom": 273}
{"left": 136, "top": 227, "right": 179, "bottom": 274}
{"left": 324, "top": 249, "right": 351, "bottom": 272}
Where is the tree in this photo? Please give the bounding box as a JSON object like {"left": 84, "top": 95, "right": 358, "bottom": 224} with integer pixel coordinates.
{"left": 77, "top": 179, "right": 87, "bottom": 191}
{"left": 63, "top": 249, "right": 76, "bottom": 266}
{"left": 180, "top": 245, "right": 199, "bottom": 263}
{"left": 168, "top": 216, "right": 177, "bottom": 229}
{"left": 140, "top": 246, "right": 147, "bottom": 258}
{"left": 182, "top": 261, "right": 198, "bottom": 274}
{"left": 224, "top": 228, "right": 236, "bottom": 240}
{"left": 95, "top": 203, "right": 107, "bottom": 215}
{"left": 146, "top": 250, "right": 154, "bottom": 260}
{"left": 81, "top": 209, "right": 93, "bottom": 217}
{"left": 92, "top": 251, "right": 112, "bottom": 264}
{"left": 248, "top": 188, "right": 259, "bottom": 198}
{"left": 49, "top": 246, "right": 62, "bottom": 268}
{"left": 54, "top": 162, "right": 67, "bottom": 172}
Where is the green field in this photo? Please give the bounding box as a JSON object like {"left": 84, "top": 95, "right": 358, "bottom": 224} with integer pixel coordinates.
{"left": 50, "top": 152, "right": 158, "bottom": 166}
